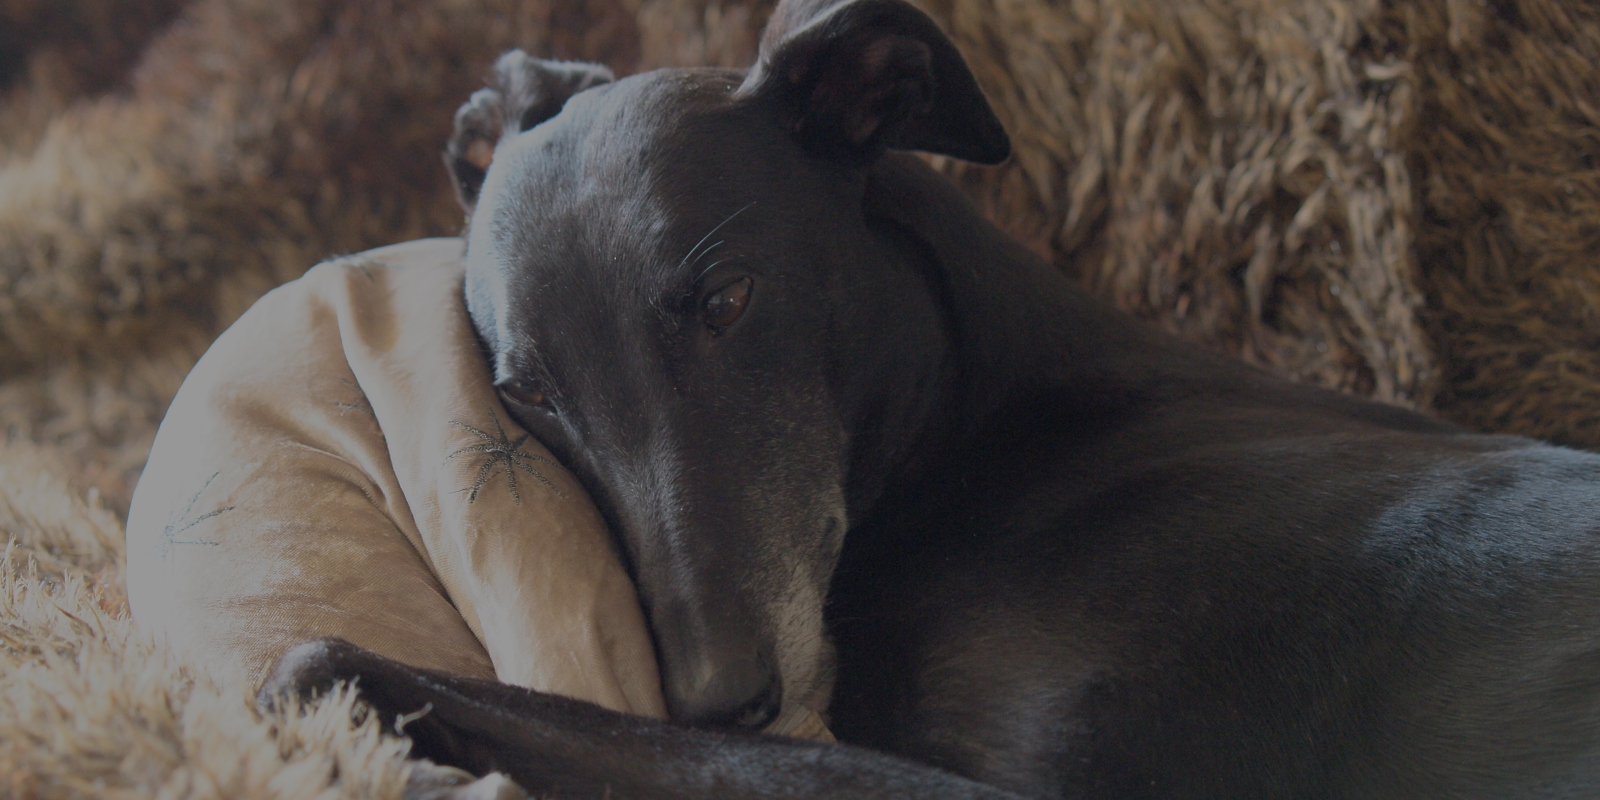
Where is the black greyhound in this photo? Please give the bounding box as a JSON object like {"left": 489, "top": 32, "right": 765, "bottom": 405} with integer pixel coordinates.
{"left": 260, "top": 0, "right": 1600, "bottom": 796}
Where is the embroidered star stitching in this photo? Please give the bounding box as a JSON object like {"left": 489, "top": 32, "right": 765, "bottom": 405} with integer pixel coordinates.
{"left": 447, "top": 410, "right": 564, "bottom": 503}
{"left": 159, "top": 472, "right": 233, "bottom": 558}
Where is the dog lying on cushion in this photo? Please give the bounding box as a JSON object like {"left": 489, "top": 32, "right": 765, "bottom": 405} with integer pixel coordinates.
{"left": 253, "top": 0, "right": 1600, "bottom": 797}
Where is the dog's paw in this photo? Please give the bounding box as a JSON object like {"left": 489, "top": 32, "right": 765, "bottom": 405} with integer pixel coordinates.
{"left": 254, "top": 637, "right": 366, "bottom": 716}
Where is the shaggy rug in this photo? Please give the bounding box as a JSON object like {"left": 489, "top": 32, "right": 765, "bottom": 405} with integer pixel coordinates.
{"left": 2, "top": 0, "right": 1599, "bottom": 795}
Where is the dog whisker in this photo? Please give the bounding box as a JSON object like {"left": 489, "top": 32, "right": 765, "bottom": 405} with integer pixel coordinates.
{"left": 675, "top": 202, "right": 755, "bottom": 274}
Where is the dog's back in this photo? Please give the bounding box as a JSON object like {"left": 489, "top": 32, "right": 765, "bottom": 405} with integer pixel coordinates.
{"left": 834, "top": 356, "right": 1600, "bottom": 796}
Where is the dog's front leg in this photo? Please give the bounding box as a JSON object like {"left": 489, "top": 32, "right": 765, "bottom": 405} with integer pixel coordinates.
{"left": 259, "top": 638, "right": 1027, "bottom": 800}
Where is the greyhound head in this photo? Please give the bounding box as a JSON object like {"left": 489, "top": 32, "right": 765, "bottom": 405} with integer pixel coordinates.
{"left": 452, "top": 0, "right": 1008, "bottom": 730}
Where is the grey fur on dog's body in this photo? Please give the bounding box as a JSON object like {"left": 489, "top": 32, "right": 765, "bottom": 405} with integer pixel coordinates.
{"left": 262, "top": 0, "right": 1600, "bottom": 796}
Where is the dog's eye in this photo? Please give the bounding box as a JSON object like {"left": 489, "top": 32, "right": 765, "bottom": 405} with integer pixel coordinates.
{"left": 702, "top": 277, "right": 752, "bottom": 333}
{"left": 498, "top": 380, "right": 551, "bottom": 409}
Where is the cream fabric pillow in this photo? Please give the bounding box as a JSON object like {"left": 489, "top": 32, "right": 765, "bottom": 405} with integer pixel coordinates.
{"left": 128, "top": 237, "right": 665, "bottom": 716}
{"left": 127, "top": 238, "right": 829, "bottom": 739}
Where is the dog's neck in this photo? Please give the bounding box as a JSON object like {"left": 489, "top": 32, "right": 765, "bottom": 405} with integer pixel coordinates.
{"left": 849, "top": 154, "right": 1194, "bottom": 512}
{"left": 852, "top": 153, "right": 1460, "bottom": 528}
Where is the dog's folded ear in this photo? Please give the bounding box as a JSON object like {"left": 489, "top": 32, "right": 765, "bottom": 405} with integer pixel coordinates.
{"left": 737, "top": 0, "right": 1009, "bottom": 165}
{"left": 446, "top": 52, "right": 614, "bottom": 211}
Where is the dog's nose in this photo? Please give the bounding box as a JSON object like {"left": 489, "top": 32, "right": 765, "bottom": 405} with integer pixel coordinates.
{"left": 669, "top": 654, "right": 782, "bottom": 730}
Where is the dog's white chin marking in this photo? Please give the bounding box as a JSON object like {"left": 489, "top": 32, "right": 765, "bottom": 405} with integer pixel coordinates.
{"left": 768, "top": 504, "right": 846, "bottom": 727}
{"left": 770, "top": 575, "right": 836, "bottom": 732}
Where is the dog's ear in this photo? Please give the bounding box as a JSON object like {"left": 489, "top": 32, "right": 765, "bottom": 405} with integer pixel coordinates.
{"left": 446, "top": 51, "right": 614, "bottom": 211}
{"left": 737, "top": 0, "right": 1008, "bottom": 165}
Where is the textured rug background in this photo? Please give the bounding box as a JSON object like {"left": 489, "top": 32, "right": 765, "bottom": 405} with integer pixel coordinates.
{"left": 2, "top": 0, "right": 1598, "bottom": 794}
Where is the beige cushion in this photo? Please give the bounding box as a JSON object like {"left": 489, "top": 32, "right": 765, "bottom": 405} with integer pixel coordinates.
{"left": 126, "top": 238, "right": 830, "bottom": 739}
